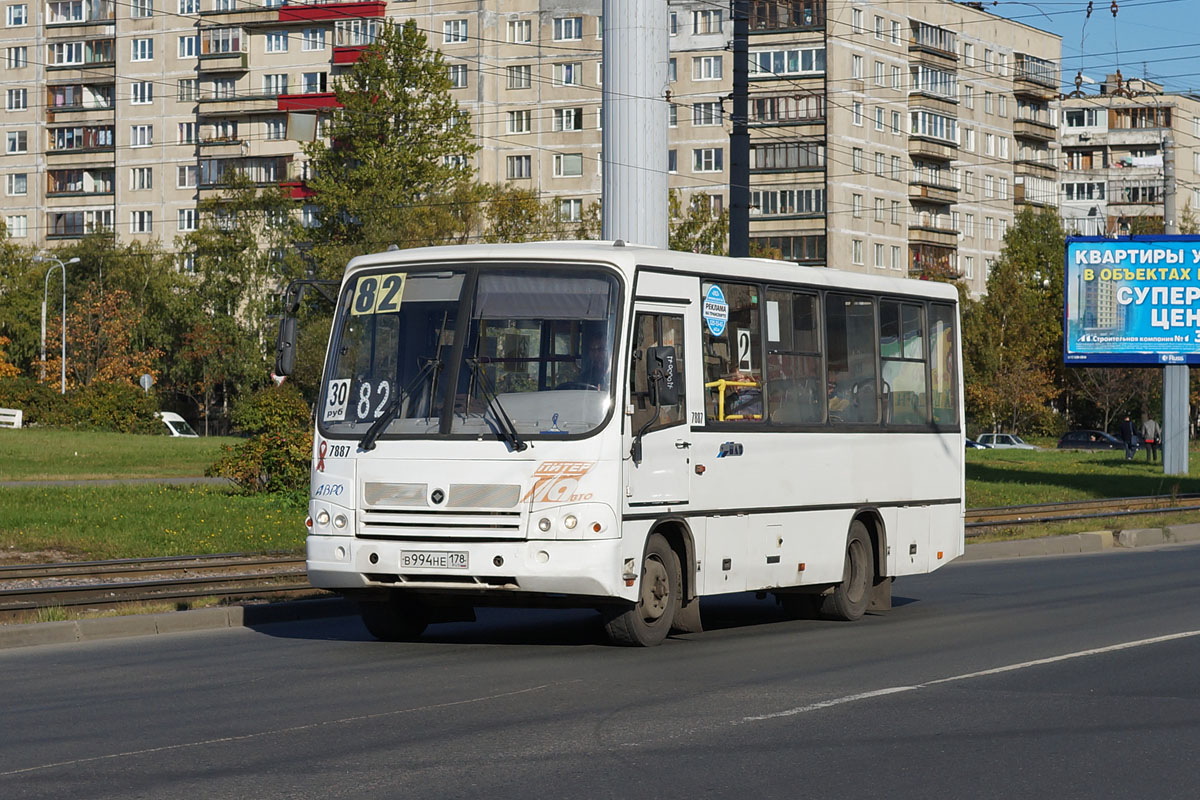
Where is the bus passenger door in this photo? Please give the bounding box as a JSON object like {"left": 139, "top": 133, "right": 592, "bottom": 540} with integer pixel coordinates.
{"left": 625, "top": 307, "right": 690, "bottom": 507}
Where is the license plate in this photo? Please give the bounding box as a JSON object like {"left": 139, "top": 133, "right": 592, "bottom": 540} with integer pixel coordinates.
{"left": 400, "top": 550, "right": 469, "bottom": 570}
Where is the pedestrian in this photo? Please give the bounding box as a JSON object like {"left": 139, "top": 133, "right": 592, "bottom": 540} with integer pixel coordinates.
{"left": 1119, "top": 415, "right": 1136, "bottom": 460}
{"left": 1141, "top": 417, "right": 1161, "bottom": 463}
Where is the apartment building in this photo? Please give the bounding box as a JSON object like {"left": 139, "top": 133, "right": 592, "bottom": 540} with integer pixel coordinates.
{"left": 1058, "top": 73, "right": 1200, "bottom": 237}
{"left": 0, "top": 0, "right": 1060, "bottom": 297}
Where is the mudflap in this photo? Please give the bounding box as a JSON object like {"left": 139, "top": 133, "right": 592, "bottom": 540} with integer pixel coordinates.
{"left": 868, "top": 576, "right": 893, "bottom": 612}
{"left": 672, "top": 597, "right": 704, "bottom": 633}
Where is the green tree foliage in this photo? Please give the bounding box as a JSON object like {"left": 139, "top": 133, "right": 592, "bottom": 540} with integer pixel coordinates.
{"left": 303, "top": 19, "right": 479, "bottom": 270}
{"left": 483, "top": 186, "right": 554, "bottom": 243}
{"left": 230, "top": 384, "right": 311, "bottom": 435}
{"left": 668, "top": 191, "right": 728, "bottom": 255}
{"left": 962, "top": 206, "right": 1065, "bottom": 433}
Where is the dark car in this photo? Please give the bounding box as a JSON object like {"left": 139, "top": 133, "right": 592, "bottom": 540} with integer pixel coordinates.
{"left": 1057, "top": 429, "right": 1130, "bottom": 450}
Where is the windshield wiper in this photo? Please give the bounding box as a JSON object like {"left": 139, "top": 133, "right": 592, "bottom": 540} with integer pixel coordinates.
{"left": 358, "top": 358, "right": 442, "bottom": 453}
{"left": 467, "top": 358, "right": 528, "bottom": 452}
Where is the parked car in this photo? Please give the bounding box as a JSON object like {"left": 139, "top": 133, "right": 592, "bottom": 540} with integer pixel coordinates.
{"left": 1057, "top": 429, "right": 1131, "bottom": 450}
{"left": 975, "top": 433, "right": 1038, "bottom": 450}
{"left": 965, "top": 438, "right": 990, "bottom": 449}
{"left": 158, "top": 411, "right": 199, "bottom": 438}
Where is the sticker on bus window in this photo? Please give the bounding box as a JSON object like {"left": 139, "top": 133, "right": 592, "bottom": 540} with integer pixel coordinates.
{"left": 324, "top": 378, "right": 350, "bottom": 422}
{"left": 702, "top": 284, "right": 728, "bottom": 336}
{"left": 350, "top": 272, "right": 407, "bottom": 316}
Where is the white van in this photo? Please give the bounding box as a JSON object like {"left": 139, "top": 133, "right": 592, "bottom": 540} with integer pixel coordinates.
{"left": 159, "top": 411, "right": 199, "bottom": 437}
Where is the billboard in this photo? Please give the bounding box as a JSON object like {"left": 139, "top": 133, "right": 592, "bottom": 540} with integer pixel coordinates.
{"left": 1064, "top": 235, "right": 1200, "bottom": 365}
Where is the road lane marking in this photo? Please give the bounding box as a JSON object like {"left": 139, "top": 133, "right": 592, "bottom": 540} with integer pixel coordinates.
{"left": 0, "top": 682, "right": 568, "bottom": 777}
{"left": 744, "top": 629, "right": 1200, "bottom": 722}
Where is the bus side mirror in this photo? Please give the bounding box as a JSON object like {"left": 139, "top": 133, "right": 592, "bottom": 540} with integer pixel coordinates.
{"left": 275, "top": 317, "right": 297, "bottom": 377}
{"left": 646, "top": 345, "right": 679, "bottom": 406}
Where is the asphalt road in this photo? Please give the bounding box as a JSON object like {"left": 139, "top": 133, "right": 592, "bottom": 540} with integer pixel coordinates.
{"left": 4, "top": 545, "right": 1200, "bottom": 799}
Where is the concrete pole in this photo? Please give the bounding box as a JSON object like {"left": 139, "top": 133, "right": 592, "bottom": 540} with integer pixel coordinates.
{"left": 1162, "top": 135, "right": 1188, "bottom": 474}
{"left": 728, "top": 1, "right": 749, "bottom": 258}
{"left": 601, "top": 0, "right": 668, "bottom": 248}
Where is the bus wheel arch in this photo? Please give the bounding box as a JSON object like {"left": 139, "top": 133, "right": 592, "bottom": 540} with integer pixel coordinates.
{"left": 603, "top": 531, "right": 682, "bottom": 646}
{"left": 650, "top": 518, "right": 702, "bottom": 634}
{"left": 820, "top": 515, "right": 877, "bottom": 621}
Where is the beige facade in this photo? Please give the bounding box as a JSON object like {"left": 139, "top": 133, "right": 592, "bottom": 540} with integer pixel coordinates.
{"left": 1058, "top": 74, "right": 1200, "bottom": 237}
{"left": 1, "top": 0, "right": 1059, "bottom": 295}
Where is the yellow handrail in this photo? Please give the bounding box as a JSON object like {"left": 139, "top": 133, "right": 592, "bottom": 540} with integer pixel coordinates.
{"left": 704, "top": 378, "right": 760, "bottom": 422}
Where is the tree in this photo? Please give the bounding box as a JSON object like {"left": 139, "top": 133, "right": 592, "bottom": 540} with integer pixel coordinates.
{"left": 962, "top": 207, "right": 1065, "bottom": 433}
{"left": 303, "top": 20, "right": 479, "bottom": 273}
{"left": 668, "top": 191, "right": 728, "bottom": 255}
{"left": 41, "top": 285, "right": 163, "bottom": 389}
{"left": 483, "top": 186, "right": 554, "bottom": 243}
{"left": 1067, "top": 367, "right": 1156, "bottom": 432}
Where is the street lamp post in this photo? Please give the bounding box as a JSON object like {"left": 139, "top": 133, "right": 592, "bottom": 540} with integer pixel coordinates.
{"left": 35, "top": 255, "right": 80, "bottom": 395}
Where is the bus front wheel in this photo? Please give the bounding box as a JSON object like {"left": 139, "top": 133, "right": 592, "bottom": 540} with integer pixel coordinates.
{"left": 819, "top": 522, "right": 873, "bottom": 621}
{"left": 359, "top": 594, "right": 429, "bottom": 641}
{"left": 603, "top": 533, "right": 680, "bottom": 646}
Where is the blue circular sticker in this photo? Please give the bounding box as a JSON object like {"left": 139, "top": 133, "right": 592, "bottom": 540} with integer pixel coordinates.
{"left": 703, "top": 284, "right": 728, "bottom": 337}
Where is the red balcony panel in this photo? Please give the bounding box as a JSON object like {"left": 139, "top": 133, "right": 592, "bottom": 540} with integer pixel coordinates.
{"left": 332, "top": 45, "right": 367, "bottom": 65}
{"left": 277, "top": 92, "right": 340, "bottom": 111}
{"left": 278, "top": 1, "right": 384, "bottom": 22}
{"left": 280, "top": 180, "right": 316, "bottom": 199}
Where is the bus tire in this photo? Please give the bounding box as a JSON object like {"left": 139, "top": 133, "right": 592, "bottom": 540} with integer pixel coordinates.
{"left": 359, "top": 595, "right": 429, "bottom": 641}
{"left": 819, "top": 521, "right": 873, "bottom": 622}
{"left": 603, "top": 533, "right": 680, "bottom": 646}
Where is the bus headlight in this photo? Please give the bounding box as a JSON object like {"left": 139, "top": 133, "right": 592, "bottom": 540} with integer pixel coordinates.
{"left": 563, "top": 514, "right": 578, "bottom": 530}
{"left": 538, "top": 517, "right": 553, "bottom": 532}
{"left": 333, "top": 514, "right": 347, "bottom": 529}
{"left": 316, "top": 510, "right": 331, "bottom": 526}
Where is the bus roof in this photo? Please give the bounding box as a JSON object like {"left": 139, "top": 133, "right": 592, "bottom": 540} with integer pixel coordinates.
{"left": 344, "top": 241, "right": 960, "bottom": 303}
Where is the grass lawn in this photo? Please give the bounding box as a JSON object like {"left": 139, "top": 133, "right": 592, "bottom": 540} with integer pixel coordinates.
{"left": 0, "top": 484, "right": 304, "bottom": 560}
{"left": 965, "top": 445, "right": 1200, "bottom": 508}
{"left": 0, "top": 428, "right": 240, "bottom": 481}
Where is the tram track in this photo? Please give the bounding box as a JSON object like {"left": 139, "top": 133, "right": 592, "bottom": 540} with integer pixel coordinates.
{"left": 4, "top": 495, "right": 1200, "bottom": 617}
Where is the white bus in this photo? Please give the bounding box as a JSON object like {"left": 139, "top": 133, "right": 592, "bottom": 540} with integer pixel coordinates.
{"left": 292, "top": 241, "right": 964, "bottom": 646}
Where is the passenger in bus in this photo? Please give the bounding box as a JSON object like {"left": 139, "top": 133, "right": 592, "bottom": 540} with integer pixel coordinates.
{"left": 575, "top": 333, "right": 611, "bottom": 390}
{"left": 827, "top": 368, "right": 852, "bottom": 416}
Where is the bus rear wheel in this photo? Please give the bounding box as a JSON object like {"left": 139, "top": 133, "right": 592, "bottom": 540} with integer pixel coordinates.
{"left": 819, "top": 522, "right": 873, "bottom": 622}
{"left": 603, "top": 533, "right": 680, "bottom": 646}
{"left": 359, "top": 594, "right": 429, "bottom": 641}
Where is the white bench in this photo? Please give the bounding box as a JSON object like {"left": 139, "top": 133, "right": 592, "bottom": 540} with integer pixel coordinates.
{"left": 0, "top": 408, "right": 23, "bottom": 429}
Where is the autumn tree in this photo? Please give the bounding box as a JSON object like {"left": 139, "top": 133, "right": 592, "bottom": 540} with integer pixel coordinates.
{"left": 962, "top": 206, "right": 1066, "bottom": 433}
{"left": 41, "top": 286, "right": 163, "bottom": 389}
{"left": 668, "top": 191, "right": 728, "bottom": 255}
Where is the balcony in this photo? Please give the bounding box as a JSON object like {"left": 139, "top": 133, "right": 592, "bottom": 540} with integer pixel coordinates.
{"left": 279, "top": 0, "right": 385, "bottom": 22}
{"left": 198, "top": 51, "right": 249, "bottom": 72}
{"left": 909, "top": 21, "right": 957, "bottom": 68}
{"left": 1014, "top": 158, "right": 1056, "bottom": 180}
{"left": 46, "top": 168, "right": 114, "bottom": 198}
{"left": 277, "top": 92, "right": 340, "bottom": 111}
{"left": 908, "top": 181, "right": 958, "bottom": 205}
{"left": 332, "top": 45, "right": 367, "bottom": 65}
{"left": 279, "top": 180, "right": 316, "bottom": 200}
{"left": 45, "top": 0, "right": 115, "bottom": 28}
{"left": 908, "top": 224, "right": 958, "bottom": 248}
{"left": 197, "top": 93, "right": 280, "bottom": 114}
{"left": 198, "top": 136, "right": 246, "bottom": 155}
{"left": 908, "top": 136, "right": 956, "bottom": 162}
{"left": 1014, "top": 53, "right": 1058, "bottom": 100}
{"left": 1013, "top": 117, "right": 1056, "bottom": 141}
{"left": 747, "top": 0, "right": 825, "bottom": 33}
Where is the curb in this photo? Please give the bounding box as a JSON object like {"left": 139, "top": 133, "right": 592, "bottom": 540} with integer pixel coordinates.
{"left": 0, "top": 597, "right": 355, "bottom": 651}
{"left": 5, "top": 527, "right": 1200, "bottom": 651}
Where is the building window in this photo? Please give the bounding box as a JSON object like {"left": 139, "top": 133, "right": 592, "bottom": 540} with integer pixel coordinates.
{"left": 130, "top": 124, "right": 152, "bottom": 147}
{"left": 874, "top": 197, "right": 885, "bottom": 222}
{"left": 131, "top": 210, "right": 153, "bottom": 234}
{"left": 5, "top": 87, "right": 25, "bottom": 110}
{"left": 669, "top": 10, "right": 677, "bottom": 34}
{"left": 962, "top": 42, "right": 973, "bottom": 66}
{"left": 442, "top": 19, "right": 467, "bottom": 44}
{"left": 693, "top": 147, "right": 723, "bottom": 172}
{"left": 262, "top": 74, "right": 286, "bottom": 95}
{"left": 852, "top": 54, "right": 863, "bottom": 79}
{"left": 553, "top": 62, "right": 581, "bottom": 86}
{"left": 891, "top": 65, "right": 902, "bottom": 90}
{"left": 874, "top": 107, "right": 884, "bottom": 131}
{"left": 130, "top": 167, "right": 152, "bottom": 190}
{"left": 506, "top": 155, "right": 531, "bottom": 179}
{"left": 179, "top": 35, "right": 198, "bottom": 58}
{"left": 874, "top": 60, "right": 884, "bottom": 86}
{"left": 874, "top": 243, "right": 885, "bottom": 267}
{"left": 852, "top": 194, "right": 863, "bottom": 218}
{"left": 668, "top": 149, "right": 677, "bottom": 173}
{"left": 852, "top": 101, "right": 863, "bottom": 126}
{"left": 131, "top": 38, "right": 153, "bottom": 61}
{"left": 852, "top": 147, "right": 863, "bottom": 172}
{"left": 998, "top": 94, "right": 1007, "bottom": 117}
{"left": 6, "top": 4, "right": 26, "bottom": 25}
{"left": 179, "top": 0, "right": 197, "bottom": 13}
{"left": 693, "top": 9, "right": 722, "bottom": 34}
{"left": 552, "top": 16, "right": 581, "bottom": 41}
{"left": 6, "top": 173, "right": 27, "bottom": 195}
{"left": 852, "top": 8, "right": 863, "bottom": 32}
{"left": 984, "top": 91, "right": 993, "bottom": 114}
{"left": 692, "top": 55, "right": 723, "bottom": 81}
{"left": 852, "top": 239, "right": 863, "bottom": 265}
{"left": 6, "top": 46, "right": 27, "bottom": 68}
{"left": 506, "top": 109, "right": 531, "bottom": 134}
{"left": 5, "top": 215, "right": 27, "bottom": 237}
{"left": 553, "top": 153, "right": 583, "bottom": 177}
{"left": 447, "top": 64, "right": 467, "bottom": 88}
{"left": 891, "top": 20, "right": 900, "bottom": 44}
{"left": 891, "top": 245, "right": 901, "bottom": 270}
{"left": 265, "top": 118, "right": 285, "bottom": 140}
{"left": 668, "top": 58, "right": 677, "bottom": 82}
{"left": 6, "top": 130, "right": 27, "bottom": 153}
{"left": 749, "top": 187, "right": 824, "bottom": 217}
{"left": 874, "top": 14, "right": 883, "bottom": 39}
{"left": 984, "top": 48, "right": 993, "bottom": 71}
{"left": 131, "top": 0, "right": 152, "bottom": 17}
{"left": 177, "top": 165, "right": 198, "bottom": 188}
{"left": 131, "top": 81, "right": 153, "bottom": 104}
{"left": 265, "top": 31, "right": 287, "bottom": 53}
{"left": 553, "top": 107, "right": 584, "bottom": 131}
{"left": 178, "top": 208, "right": 197, "bottom": 232}
{"left": 302, "top": 72, "right": 326, "bottom": 93}
{"left": 692, "top": 101, "right": 722, "bottom": 126}
{"left": 506, "top": 65, "right": 531, "bottom": 89}
{"left": 891, "top": 200, "right": 901, "bottom": 224}
{"left": 507, "top": 19, "right": 530, "bottom": 43}
{"left": 557, "top": 198, "right": 582, "bottom": 222}
{"left": 891, "top": 155, "right": 901, "bottom": 180}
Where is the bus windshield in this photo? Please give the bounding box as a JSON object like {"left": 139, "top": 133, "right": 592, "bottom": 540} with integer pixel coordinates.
{"left": 320, "top": 265, "right": 620, "bottom": 440}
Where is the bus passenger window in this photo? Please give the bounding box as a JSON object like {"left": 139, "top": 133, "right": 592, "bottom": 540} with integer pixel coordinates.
{"left": 765, "top": 289, "right": 824, "bottom": 425}
{"left": 629, "top": 312, "right": 686, "bottom": 433}
{"left": 930, "top": 304, "right": 958, "bottom": 425}
{"left": 702, "top": 281, "right": 763, "bottom": 423}
{"left": 880, "top": 300, "right": 928, "bottom": 425}
{"left": 825, "top": 293, "right": 879, "bottom": 424}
